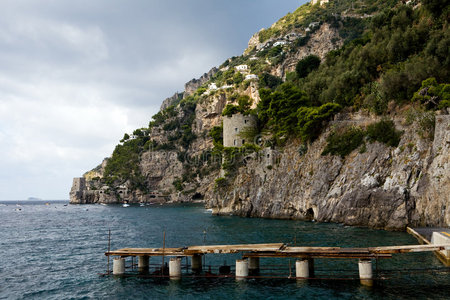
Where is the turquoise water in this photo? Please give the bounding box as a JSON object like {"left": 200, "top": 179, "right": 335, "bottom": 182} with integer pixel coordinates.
{"left": 0, "top": 201, "right": 448, "bottom": 299}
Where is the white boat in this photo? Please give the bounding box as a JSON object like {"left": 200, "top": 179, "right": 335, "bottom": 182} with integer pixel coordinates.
{"left": 139, "top": 203, "right": 145, "bottom": 207}
{"left": 122, "top": 203, "right": 130, "bottom": 207}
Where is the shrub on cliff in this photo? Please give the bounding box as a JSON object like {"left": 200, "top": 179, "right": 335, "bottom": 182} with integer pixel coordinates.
{"left": 209, "top": 125, "right": 223, "bottom": 149}
{"left": 322, "top": 126, "right": 365, "bottom": 158}
{"left": 366, "top": 119, "right": 402, "bottom": 147}
{"left": 296, "top": 55, "right": 321, "bottom": 78}
{"left": 412, "top": 77, "right": 450, "bottom": 110}
{"left": 259, "top": 73, "right": 283, "bottom": 89}
{"left": 222, "top": 95, "right": 253, "bottom": 117}
{"left": 297, "top": 103, "right": 342, "bottom": 141}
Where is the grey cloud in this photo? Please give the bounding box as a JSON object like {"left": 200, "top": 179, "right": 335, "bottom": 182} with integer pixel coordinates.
{"left": 0, "top": 0, "right": 305, "bottom": 200}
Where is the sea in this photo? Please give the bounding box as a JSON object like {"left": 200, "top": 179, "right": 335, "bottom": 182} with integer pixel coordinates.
{"left": 0, "top": 201, "right": 448, "bottom": 299}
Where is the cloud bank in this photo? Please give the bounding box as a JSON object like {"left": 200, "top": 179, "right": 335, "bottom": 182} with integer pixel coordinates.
{"left": 0, "top": 0, "right": 305, "bottom": 200}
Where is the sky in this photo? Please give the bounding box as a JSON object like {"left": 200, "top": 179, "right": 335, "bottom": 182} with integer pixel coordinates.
{"left": 0, "top": 0, "right": 307, "bottom": 200}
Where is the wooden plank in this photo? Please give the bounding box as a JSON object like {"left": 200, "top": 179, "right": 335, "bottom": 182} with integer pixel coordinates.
{"left": 407, "top": 227, "right": 430, "bottom": 245}
{"left": 243, "top": 252, "right": 392, "bottom": 259}
{"left": 105, "top": 247, "right": 186, "bottom": 257}
{"left": 282, "top": 246, "right": 342, "bottom": 253}
{"left": 282, "top": 247, "right": 370, "bottom": 254}
{"left": 185, "top": 243, "right": 285, "bottom": 254}
{"left": 369, "top": 244, "right": 450, "bottom": 254}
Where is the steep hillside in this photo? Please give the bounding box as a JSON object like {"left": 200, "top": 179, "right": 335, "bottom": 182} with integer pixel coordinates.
{"left": 70, "top": 0, "right": 449, "bottom": 230}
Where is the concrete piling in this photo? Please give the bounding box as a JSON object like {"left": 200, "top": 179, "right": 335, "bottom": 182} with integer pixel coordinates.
{"left": 138, "top": 256, "right": 149, "bottom": 273}
{"left": 191, "top": 254, "right": 202, "bottom": 273}
{"left": 235, "top": 259, "right": 249, "bottom": 280}
{"left": 113, "top": 257, "right": 125, "bottom": 275}
{"left": 295, "top": 259, "right": 309, "bottom": 279}
{"left": 169, "top": 258, "right": 182, "bottom": 279}
{"left": 358, "top": 259, "right": 373, "bottom": 286}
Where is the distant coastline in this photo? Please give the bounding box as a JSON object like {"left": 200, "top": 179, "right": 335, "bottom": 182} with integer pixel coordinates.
{"left": 0, "top": 200, "right": 69, "bottom": 204}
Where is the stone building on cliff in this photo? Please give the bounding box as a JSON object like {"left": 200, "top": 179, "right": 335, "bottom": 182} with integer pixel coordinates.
{"left": 223, "top": 113, "right": 257, "bottom": 147}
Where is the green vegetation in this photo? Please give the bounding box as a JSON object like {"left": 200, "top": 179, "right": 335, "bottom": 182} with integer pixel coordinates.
{"left": 412, "top": 78, "right": 450, "bottom": 110}
{"left": 258, "top": 83, "right": 309, "bottom": 137}
{"left": 222, "top": 95, "right": 253, "bottom": 117}
{"left": 103, "top": 133, "right": 149, "bottom": 191}
{"left": 323, "top": 119, "right": 403, "bottom": 158}
{"left": 296, "top": 55, "right": 321, "bottom": 78}
{"left": 259, "top": 73, "right": 283, "bottom": 89}
{"left": 209, "top": 125, "right": 223, "bottom": 149}
{"left": 300, "top": 4, "right": 450, "bottom": 109}
{"left": 366, "top": 119, "right": 403, "bottom": 147}
{"left": 258, "top": 0, "right": 397, "bottom": 43}
{"left": 296, "top": 103, "right": 342, "bottom": 141}
{"left": 322, "top": 126, "right": 365, "bottom": 158}
{"left": 257, "top": 81, "right": 341, "bottom": 143}
{"left": 251, "top": 1, "right": 449, "bottom": 147}
{"left": 172, "top": 178, "right": 183, "bottom": 191}
{"left": 405, "top": 107, "right": 436, "bottom": 140}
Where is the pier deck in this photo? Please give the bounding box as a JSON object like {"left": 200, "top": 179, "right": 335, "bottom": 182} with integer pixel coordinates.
{"left": 106, "top": 243, "right": 450, "bottom": 259}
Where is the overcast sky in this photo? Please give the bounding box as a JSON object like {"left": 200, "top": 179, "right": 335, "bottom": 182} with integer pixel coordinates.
{"left": 0, "top": 0, "right": 307, "bottom": 200}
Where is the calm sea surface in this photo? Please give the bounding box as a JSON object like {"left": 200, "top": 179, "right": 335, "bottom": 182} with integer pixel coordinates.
{"left": 0, "top": 201, "right": 448, "bottom": 299}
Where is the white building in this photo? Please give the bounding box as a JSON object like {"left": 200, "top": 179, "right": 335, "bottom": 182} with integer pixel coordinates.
{"left": 245, "top": 74, "right": 259, "bottom": 81}
{"left": 285, "top": 33, "right": 302, "bottom": 41}
{"left": 311, "top": 0, "right": 329, "bottom": 6}
{"left": 273, "top": 41, "right": 287, "bottom": 47}
{"left": 235, "top": 65, "right": 249, "bottom": 72}
{"left": 209, "top": 83, "right": 218, "bottom": 90}
{"left": 309, "top": 22, "right": 320, "bottom": 28}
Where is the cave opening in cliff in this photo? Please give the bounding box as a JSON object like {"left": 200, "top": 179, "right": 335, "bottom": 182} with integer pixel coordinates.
{"left": 192, "top": 192, "right": 203, "bottom": 200}
{"left": 306, "top": 208, "right": 315, "bottom": 221}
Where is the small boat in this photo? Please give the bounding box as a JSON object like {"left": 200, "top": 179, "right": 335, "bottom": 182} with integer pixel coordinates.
{"left": 122, "top": 203, "right": 130, "bottom": 207}
{"left": 139, "top": 203, "right": 145, "bottom": 207}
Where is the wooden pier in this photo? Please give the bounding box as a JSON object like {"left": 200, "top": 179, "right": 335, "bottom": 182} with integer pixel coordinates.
{"left": 105, "top": 242, "right": 450, "bottom": 285}
{"left": 105, "top": 243, "right": 449, "bottom": 258}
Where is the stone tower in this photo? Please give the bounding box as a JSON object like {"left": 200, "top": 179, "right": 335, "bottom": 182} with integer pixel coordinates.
{"left": 223, "top": 113, "right": 257, "bottom": 147}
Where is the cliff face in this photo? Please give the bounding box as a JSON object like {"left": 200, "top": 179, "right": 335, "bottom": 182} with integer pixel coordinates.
{"left": 206, "top": 113, "right": 450, "bottom": 230}
{"left": 70, "top": 0, "right": 450, "bottom": 230}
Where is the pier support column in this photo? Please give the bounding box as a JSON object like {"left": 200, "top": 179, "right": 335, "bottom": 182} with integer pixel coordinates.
{"left": 248, "top": 257, "right": 260, "bottom": 275}
{"left": 295, "top": 259, "right": 309, "bottom": 279}
{"left": 358, "top": 259, "right": 373, "bottom": 286}
{"left": 169, "top": 258, "right": 182, "bottom": 280}
{"left": 235, "top": 259, "right": 249, "bottom": 280}
{"left": 191, "top": 254, "right": 202, "bottom": 273}
{"left": 138, "top": 256, "right": 149, "bottom": 274}
{"left": 113, "top": 257, "right": 125, "bottom": 275}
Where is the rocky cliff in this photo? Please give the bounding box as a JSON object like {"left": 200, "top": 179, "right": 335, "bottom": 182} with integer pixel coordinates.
{"left": 70, "top": 0, "right": 450, "bottom": 230}
{"left": 205, "top": 112, "right": 449, "bottom": 230}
